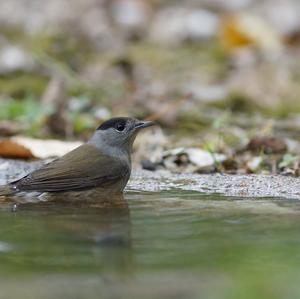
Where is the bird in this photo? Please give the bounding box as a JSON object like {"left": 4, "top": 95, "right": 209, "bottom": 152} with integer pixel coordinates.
{"left": 0, "top": 117, "right": 154, "bottom": 201}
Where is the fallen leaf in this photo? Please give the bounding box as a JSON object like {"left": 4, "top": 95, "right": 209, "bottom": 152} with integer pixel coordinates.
{"left": 0, "top": 139, "right": 34, "bottom": 159}
{"left": 220, "top": 14, "right": 282, "bottom": 51}
{"left": 0, "top": 137, "right": 82, "bottom": 159}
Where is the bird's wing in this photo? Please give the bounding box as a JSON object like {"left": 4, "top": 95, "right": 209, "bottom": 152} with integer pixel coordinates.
{"left": 11, "top": 144, "right": 130, "bottom": 192}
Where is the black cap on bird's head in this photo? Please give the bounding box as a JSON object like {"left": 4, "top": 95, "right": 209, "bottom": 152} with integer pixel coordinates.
{"left": 90, "top": 117, "right": 155, "bottom": 151}
{"left": 97, "top": 117, "right": 129, "bottom": 131}
{"left": 97, "top": 117, "right": 154, "bottom": 132}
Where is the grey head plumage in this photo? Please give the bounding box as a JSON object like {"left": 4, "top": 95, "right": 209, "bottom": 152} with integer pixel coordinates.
{"left": 89, "top": 117, "right": 154, "bottom": 155}
{"left": 0, "top": 117, "right": 154, "bottom": 197}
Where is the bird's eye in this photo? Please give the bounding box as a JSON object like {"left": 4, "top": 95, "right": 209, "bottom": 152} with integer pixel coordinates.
{"left": 115, "top": 123, "right": 125, "bottom": 131}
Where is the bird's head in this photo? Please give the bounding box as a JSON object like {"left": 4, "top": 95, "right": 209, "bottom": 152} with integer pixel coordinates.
{"left": 88, "top": 117, "right": 155, "bottom": 153}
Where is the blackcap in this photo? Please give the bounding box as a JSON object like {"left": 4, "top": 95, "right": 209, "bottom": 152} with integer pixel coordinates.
{"left": 0, "top": 117, "right": 154, "bottom": 198}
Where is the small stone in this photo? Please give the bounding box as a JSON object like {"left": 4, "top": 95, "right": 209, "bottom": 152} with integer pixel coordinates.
{"left": 111, "top": 0, "right": 149, "bottom": 30}
{"left": 247, "top": 156, "right": 263, "bottom": 172}
{"left": 262, "top": 1, "right": 300, "bottom": 37}
{"left": 150, "top": 7, "right": 219, "bottom": 45}
{"left": 0, "top": 45, "right": 34, "bottom": 74}
{"left": 141, "top": 159, "right": 157, "bottom": 171}
{"left": 94, "top": 108, "right": 111, "bottom": 120}
{"left": 246, "top": 136, "right": 287, "bottom": 154}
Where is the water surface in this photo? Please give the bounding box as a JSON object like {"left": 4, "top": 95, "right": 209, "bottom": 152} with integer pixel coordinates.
{"left": 0, "top": 190, "right": 300, "bottom": 299}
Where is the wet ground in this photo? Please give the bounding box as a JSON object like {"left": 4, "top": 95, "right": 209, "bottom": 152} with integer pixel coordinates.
{"left": 1, "top": 159, "right": 300, "bottom": 298}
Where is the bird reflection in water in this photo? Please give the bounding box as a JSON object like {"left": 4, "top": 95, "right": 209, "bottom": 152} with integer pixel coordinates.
{"left": 8, "top": 190, "right": 133, "bottom": 273}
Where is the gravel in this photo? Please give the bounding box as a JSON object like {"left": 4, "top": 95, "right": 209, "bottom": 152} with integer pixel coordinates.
{"left": 1, "top": 159, "right": 300, "bottom": 199}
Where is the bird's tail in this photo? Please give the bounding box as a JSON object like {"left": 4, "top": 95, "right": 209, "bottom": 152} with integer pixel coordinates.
{"left": 0, "top": 185, "right": 15, "bottom": 196}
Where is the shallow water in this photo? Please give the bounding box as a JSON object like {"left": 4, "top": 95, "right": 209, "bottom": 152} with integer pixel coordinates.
{"left": 1, "top": 190, "right": 300, "bottom": 299}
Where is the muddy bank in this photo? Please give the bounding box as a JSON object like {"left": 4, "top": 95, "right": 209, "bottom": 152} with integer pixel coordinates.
{"left": 1, "top": 158, "right": 300, "bottom": 199}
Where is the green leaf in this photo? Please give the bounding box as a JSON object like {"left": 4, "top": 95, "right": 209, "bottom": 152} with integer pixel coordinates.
{"left": 279, "top": 154, "right": 299, "bottom": 169}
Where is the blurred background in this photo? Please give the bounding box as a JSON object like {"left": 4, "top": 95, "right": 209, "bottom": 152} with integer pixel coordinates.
{"left": 1, "top": 3, "right": 300, "bottom": 298}
{"left": 1, "top": 0, "right": 300, "bottom": 173}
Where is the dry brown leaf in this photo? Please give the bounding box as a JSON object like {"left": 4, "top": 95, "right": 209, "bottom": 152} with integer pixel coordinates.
{"left": 0, "top": 137, "right": 82, "bottom": 160}
{"left": 0, "top": 139, "right": 34, "bottom": 159}
{"left": 220, "top": 14, "right": 282, "bottom": 51}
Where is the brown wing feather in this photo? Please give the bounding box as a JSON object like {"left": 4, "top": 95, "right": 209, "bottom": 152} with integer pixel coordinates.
{"left": 11, "top": 144, "right": 130, "bottom": 192}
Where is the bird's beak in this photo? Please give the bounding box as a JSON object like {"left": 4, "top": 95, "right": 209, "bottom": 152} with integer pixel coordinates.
{"left": 134, "top": 120, "right": 155, "bottom": 129}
